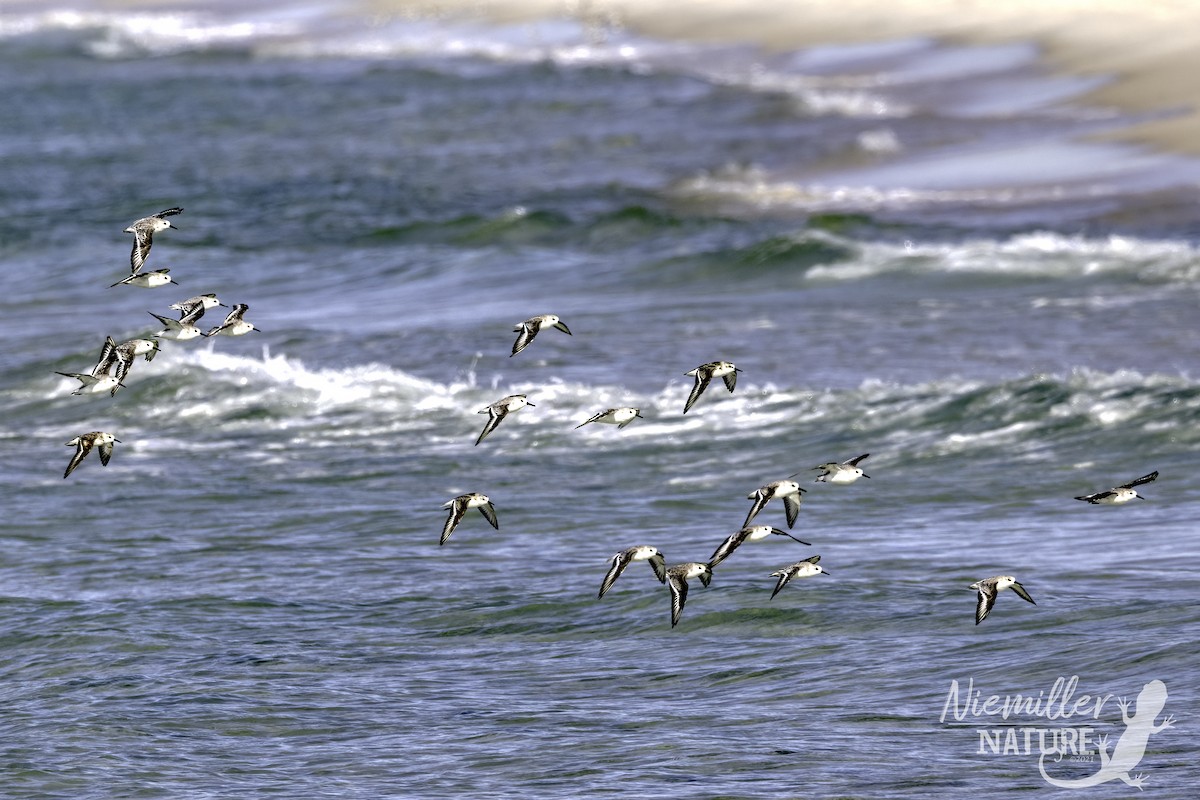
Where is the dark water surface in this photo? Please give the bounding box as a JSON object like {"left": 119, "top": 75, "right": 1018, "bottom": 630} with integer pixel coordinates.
{"left": 1, "top": 3, "right": 1198, "bottom": 797}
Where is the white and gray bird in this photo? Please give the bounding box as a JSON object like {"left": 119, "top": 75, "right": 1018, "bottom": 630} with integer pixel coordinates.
{"left": 56, "top": 369, "right": 123, "bottom": 396}
{"left": 170, "top": 293, "right": 225, "bottom": 317}
{"left": 205, "top": 303, "right": 258, "bottom": 337}
{"left": 598, "top": 545, "right": 667, "bottom": 598}
{"left": 1074, "top": 471, "right": 1158, "bottom": 505}
{"left": 970, "top": 575, "right": 1036, "bottom": 625}
{"left": 682, "top": 360, "right": 741, "bottom": 413}
{"left": 666, "top": 562, "right": 713, "bottom": 628}
{"left": 813, "top": 453, "right": 870, "bottom": 484}
{"left": 708, "top": 525, "right": 811, "bottom": 568}
{"left": 63, "top": 431, "right": 120, "bottom": 478}
{"left": 110, "top": 268, "right": 177, "bottom": 289}
{"left": 511, "top": 315, "right": 571, "bottom": 357}
{"left": 439, "top": 492, "right": 498, "bottom": 545}
{"left": 149, "top": 304, "right": 206, "bottom": 341}
{"left": 575, "top": 407, "right": 642, "bottom": 430}
{"left": 769, "top": 555, "right": 829, "bottom": 599}
{"left": 744, "top": 479, "right": 806, "bottom": 529}
{"left": 475, "top": 394, "right": 534, "bottom": 446}
{"left": 124, "top": 206, "right": 182, "bottom": 273}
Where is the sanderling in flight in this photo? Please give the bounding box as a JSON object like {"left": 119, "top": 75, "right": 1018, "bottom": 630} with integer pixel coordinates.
{"left": 171, "top": 293, "right": 225, "bottom": 317}
{"left": 598, "top": 545, "right": 667, "bottom": 598}
{"left": 124, "top": 206, "right": 182, "bottom": 273}
{"left": 708, "top": 525, "right": 811, "bottom": 568}
{"left": 744, "top": 479, "right": 806, "bottom": 529}
{"left": 475, "top": 394, "right": 533, "bottom": 446}
{"left": 440, "top": 492, "right": 498, "bottom": 545}
{"left": 63, "top": 431, "right": 120, "bottom": 478}
{"left": 114, "top": 337, "right": 160, "bottom": 364}
{"left": 575, "top": 407, "right": 643, "bottom": 430}
{"left": 149, "top": 304, "right": 206, "bottom": 341}
{"left": 683, "top": 361, "right": 741, "bottom": 413}
{"left": 769, "top": 555, "right": 828, "bottom": 599}
{"left": 666, "top": 562, "right": 713, "bottom": 628}
{"left": 511, "top": 314, "right": 572, "bottom": 357}
{"left": 970, "top": 575, "right": 1036, "bottom": 625}
{"left": 813, "top": 453, "right": 870, "bottom": 484}
{"left": 88, "top": 336, "right": 133, "bottom": 396}
{"left": 110, "top": 268, "right": 177, "bottom": 289}
{"left": 205, "top": 303, "right": 258, "bottom": 337}
{"left": 1074, "top": 471, "right": 1158, "bottom": 504}
{"left": 101, "top": 338, "right": 160, "bottom": 389}
{"left": 56, "top": 369, "right": 123, "bottom": 396}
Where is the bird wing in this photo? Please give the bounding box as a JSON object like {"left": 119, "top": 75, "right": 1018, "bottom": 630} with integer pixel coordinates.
{"left": 846, "top": 453, "right": 870, "bottom": 466}
{"left": 668, "top": 573, "right": 689, "bottom": 627}
{"left": 97, "top": 439, "right": 115, "bottom": 466}
{"left": 648, "top": 553, "right": 667, "bottom": 584}
{"left": 575, "top": 411, "right": 604, "bottom": 429}
{"left": 63, "top": 438, "right": 91, "bottom": 479}
{"left": 1074, "top": 491, "right": 1111, "bottom": 504}
{"left": 439, "top": 499, "right": 467, "bottom": 545}
{"left": 129, "top": 229, "right": 153, "bottom": 274}
{"left": 510, "top": 322, "right": 537, "bottom": 356}
{"left": 721, "top": 369, "right": 739, "bottom": 393}
{"left": 1010, "top": 581, "right": 1036, "bottom": 605}
{"left": 783, "top": 493, "right": 803, "bottom": 528}
{"left": 777, "top": 527, "right": 812, "bottom": 546}
{"left": 708, "top": 532, "right": 743, "bottom": 568}
{"left": 92, "top": 336, "right": 119, "bottom": 376}
{"left": 598, "top": 552, "right": 630, "bottom": 599}
{"left": 769, "top": 569, "right": 793, "bottom": 600}
{"left": 743, "top": 489, "right": 768, "bottom": 528}
{"left": 683, "top": 371, "right": 711, "bottom": 414}
{"left": 475, "top": 408, "right": 505, "bottom": 446}
{"left": 477, "top": 501, "right": 499, "bottom": 530}
{"left": 1124, "top": 471, "right": 1159, "bottom": 489}
{"left": 974, "top": 585, "right": 997, "bottom": 625}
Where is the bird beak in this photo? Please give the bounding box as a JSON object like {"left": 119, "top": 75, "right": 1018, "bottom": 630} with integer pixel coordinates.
{"left": 861, "top": 474, "right": 871, "bottom": 479}
{"left": 113, "top": 438, "right": 122, "bottom": 443}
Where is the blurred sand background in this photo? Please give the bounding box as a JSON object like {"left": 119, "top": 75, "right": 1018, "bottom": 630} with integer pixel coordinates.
{"left": 358, "top": 0, "right": 1200, "bottom": 155}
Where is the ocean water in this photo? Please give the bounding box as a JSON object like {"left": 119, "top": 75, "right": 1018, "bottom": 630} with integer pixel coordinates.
{"left": 1, "top": 2, "right": 1198, "bottom": 797}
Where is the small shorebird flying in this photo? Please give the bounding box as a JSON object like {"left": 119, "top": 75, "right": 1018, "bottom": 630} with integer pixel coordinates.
{"left": 1074, "top": 471, "right": 1158, "bottom": 504}
{"left": 56, "top": 369, "right": 123, "bottom": 396}
{"left": 511, "top": 315, "right": 571, "bottom": 356}
{"left": 666, "top": 562, "right": 713, "bottom": 628}
{"left": 598, "top": 546, "right": 667, "bottom": 598}
{"left": 205, "top": 303, "right": 258, "bottom": 337}
{"left": 769, "top": 555, "right": 828, "bottom": 599}
{"left": 149, "top": 304, "right": 206, "bottom": 341}
{"left": 475, "top": 394, "right": 533, "bottom": 445}
{"left": 170, "top": 293, "right": 225, "bottom": 317}
{"left": 813, "top": 453, "right": 870, "bottom": 483}
{"left": 575, "top": 407, "right": 643, "bottom": 430}
{"left": 110, "top": 268, "right": 177, "bottom": 288}
{"left": 682, "top": 361, "right": 740, "bottom": 413}
{"left": 970, "top": 575, "right": 1036, "bottom": 625}
{"left": 124, "top": 206, "right": 182, "bottom": 273}
{"left": 744, "top": 479, "right": 806, "bottom": 529}
{"left": 439, "top": 492, "right": 498, "bottom": 545}
{"left": 63, "top": 431, "right": 120, "bottom": 478}
{"left": 708, "top": 525, "right": 810, "bottom": 568}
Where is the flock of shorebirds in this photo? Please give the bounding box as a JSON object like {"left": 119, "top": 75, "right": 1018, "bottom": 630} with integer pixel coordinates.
{"left": 58, "top": 207, "right": 259, "bottom": 479}
{"left": 59, "top": 206, "right": 1161, "bottom": 629}
{"left": 438, "top": 313, "right": 1163, "bottom": 628}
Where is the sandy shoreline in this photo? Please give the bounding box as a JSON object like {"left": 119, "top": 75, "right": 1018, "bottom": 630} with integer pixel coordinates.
{"left": 360, "top": 0, "right": 1200, "bottom": 156}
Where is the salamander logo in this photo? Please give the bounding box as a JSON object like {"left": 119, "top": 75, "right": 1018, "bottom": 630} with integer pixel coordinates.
{"left": 940, "top": 676, "right": 1176, "bottom": 790}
